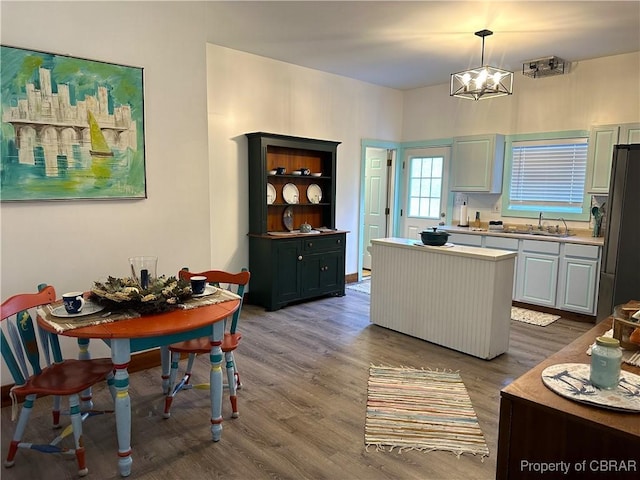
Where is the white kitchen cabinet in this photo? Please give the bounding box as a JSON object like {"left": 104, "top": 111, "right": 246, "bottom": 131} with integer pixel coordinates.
{"left": 442, "top": 228, "right": 602, "bottom": 315}
{"left": 556, "top": 243, "right": 600, "bottom": 315}
{"left": 485, "top": 236, "right": 519, "bottom": 298}
{"left": 586, "top": 123, "right": 640, "bottom": 193}
{"left": 448, "top": 232, "right": 483, "bottom": 247}
{"left": 621, "top": 123, "right": 640, "bottom": 144}
{"left": 451, "top": 134, "right": 505, "bottom": 193}
{"left": 516, "top": 240, "right": 560, "bottom": 307}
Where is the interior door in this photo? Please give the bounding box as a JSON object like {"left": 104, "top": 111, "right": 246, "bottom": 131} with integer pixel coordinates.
{"left": 363, "top": 147, "right": 391, "bottom": 270}
{"left": 400, "top": 147, "right": 449, "bottom": 241}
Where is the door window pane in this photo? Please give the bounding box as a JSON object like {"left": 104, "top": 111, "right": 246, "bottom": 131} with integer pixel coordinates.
{"left": 407, "top": 156, "right": 444, "bottom": 218}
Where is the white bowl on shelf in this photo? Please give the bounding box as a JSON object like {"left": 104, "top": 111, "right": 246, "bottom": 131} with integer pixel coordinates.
{"left": 268, "top": 169, "right": 277, "bottom": 175}
{"left": 312, "top": 172, "right": 322, "bottom": 177}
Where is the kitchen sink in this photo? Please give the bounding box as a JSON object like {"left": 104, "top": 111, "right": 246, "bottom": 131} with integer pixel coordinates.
{"left": 525, "top": 230, "right": 575, "bottom": 238}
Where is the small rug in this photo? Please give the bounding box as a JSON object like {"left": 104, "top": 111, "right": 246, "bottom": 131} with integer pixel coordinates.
{"left": 511, "top": 306, "right": 560, "bottom": 327}
{"left": 365, "top": 365, "right": 489, "bottom": 459}
{"left": 346, "top": 279, "right": 371, "bottom": 294}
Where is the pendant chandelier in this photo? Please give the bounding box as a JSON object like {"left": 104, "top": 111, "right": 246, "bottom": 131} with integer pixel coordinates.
{"left": 450, "top": 29, "right": 513, "bottom": 101}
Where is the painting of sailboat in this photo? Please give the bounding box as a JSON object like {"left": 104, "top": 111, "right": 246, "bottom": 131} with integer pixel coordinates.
{"left": 0, "top": 45, "right": 146, "bottom": 201}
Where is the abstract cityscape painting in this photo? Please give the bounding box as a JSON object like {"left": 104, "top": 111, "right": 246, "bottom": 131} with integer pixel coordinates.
{"left": 0, "top": 46, "right": 146, "bottom": 201}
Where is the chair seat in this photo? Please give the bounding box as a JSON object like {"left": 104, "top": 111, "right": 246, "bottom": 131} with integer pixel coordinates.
{"left": 11, "top": 359, "right": 114, "bottom": 397}
{"left": 169, "top": 332, "right": 242, "bottom": 354}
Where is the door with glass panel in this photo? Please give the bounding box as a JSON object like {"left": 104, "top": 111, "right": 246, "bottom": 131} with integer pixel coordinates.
{"left": 400, "top": 147, "right": 449, "bottom": 241}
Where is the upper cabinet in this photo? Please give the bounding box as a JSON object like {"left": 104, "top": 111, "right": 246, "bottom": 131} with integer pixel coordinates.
{"left": 450, "top": 134, "right": 505, "bottom": 193}
{"left": 246, "top": 132, "right": 340, "bottom": 234}
{"left": 586, "top": 123, "right": 640, "bottom": 193}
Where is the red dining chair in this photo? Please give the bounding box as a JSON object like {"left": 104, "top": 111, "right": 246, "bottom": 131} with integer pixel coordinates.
{"left": 163, "top": 268, "right": 250, "bottom": 419}
{"left": 1, "top": 285, "right": 115, "bottom": 477}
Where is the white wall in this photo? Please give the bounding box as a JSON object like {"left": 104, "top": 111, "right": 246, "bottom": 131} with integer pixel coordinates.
{"left": 0, "top": 2, "right": 402, "bottom": 384}
{"left": 402, "top": 52, "right": 640, "bottom": 227}
{"left": 205, "top": 45, "right": 403, "bottom": 272}
{"left": 0, "top": 2, "right": 214, "bottom": 369}
{"left": 402, "top": 51, "right": 640, "bottom": 140}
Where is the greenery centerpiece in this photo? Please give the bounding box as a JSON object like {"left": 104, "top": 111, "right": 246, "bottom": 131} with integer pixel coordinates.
{"left": 90, "top": 275, "right": 192, "bottom": 314}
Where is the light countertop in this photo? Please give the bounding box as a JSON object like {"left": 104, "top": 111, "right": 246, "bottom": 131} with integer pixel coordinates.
{"left": 371, "top": 237, "right": 517, "bottom": 261}
{"left": 439, "top": 225, "right": 604, "bottom": 246}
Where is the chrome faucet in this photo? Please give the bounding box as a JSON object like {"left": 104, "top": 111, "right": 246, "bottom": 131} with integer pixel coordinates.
{"left": 538, "top": 212, "right": 543, "bottom": 230}
{"left": 559, "top": 217, "right": 568, "bottom": 235}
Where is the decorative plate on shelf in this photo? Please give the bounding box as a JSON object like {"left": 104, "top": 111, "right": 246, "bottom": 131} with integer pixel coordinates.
{"left": 283, "top": 206, "right": 294, "bottom": 231}
{"left": 307, "top": 184, "right": 322, "bottom": 204}
{"left": 541, "top": 362, "right": 640, "bottom": 412}
{"left": 283, "top": 183, "right": 299, "bottom": 204}
{"left": 267, "top": 183, "right": 276, "bottom": 204}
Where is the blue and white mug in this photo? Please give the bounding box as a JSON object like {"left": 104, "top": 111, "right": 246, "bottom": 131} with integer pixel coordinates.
{"left": 190, "top": 276, "right": 207, "bottom": 295}
{"left": 62, "top": 292, "right": 85, "bottom": 314}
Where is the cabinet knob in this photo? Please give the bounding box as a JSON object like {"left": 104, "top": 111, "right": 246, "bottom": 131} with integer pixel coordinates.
{"left": 298, "top": 255, "right": 303, "bottom": 261}
{"left": 308, "top": 242, "right": 313, "bottom": 247}
{"left": 337, "top": 239, "right": 341, "bottom": 244}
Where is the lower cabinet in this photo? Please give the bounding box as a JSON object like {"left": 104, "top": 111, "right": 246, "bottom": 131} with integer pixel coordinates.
{"left": 446, "top": 230, "right": 601, "bottom": 315}
{"left": 516, "top": 240, "right": 560, "bottom": 307}
{"left": 556, "top": 244, "right": 600, "bottom": 314}
{"left": 248, "top": 232, "right": 346, "bottom": 311}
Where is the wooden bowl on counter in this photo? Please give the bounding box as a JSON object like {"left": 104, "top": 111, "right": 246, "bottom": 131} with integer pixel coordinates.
{"left": 612, "top": 300, "right": 640, "bottom": 350}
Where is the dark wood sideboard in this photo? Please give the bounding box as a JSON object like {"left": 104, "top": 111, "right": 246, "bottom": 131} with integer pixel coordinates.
{"left": 497, "top": 317, "right": 640, "bottom": 479}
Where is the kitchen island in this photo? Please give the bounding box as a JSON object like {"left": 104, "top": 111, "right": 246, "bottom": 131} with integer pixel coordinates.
{"left": 370, "top": 237, "right": 517, "bottom": 359}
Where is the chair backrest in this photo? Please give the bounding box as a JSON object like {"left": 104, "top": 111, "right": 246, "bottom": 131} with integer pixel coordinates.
{"left": 179, "top": 268, "right": 250, "bottom": 334}
{"left": 1, "top": 285, "right": 57, "bottom": 386}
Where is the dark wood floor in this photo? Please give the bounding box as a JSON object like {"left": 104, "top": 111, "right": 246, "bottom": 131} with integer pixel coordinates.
{"left": 1, "top": 290, "right": 591, "bottom": 480}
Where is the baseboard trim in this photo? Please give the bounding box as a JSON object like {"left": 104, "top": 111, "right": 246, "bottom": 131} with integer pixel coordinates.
{"left": 344, "top": 273, "right": 359, "bottom": 284}
{"left": 1, "top": 349, "right": 163, "bottom": 409}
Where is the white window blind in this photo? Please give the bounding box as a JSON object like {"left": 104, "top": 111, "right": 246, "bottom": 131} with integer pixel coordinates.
{"left": 509, "top": 138, "right": 587, "bottom": 212}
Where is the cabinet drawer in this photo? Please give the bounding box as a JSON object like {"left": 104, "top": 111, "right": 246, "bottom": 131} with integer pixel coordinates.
{"left": 522, "top": 239, "right": 560, "bottom": 255}
{"left": 303, "top": 235, "right": 344, "bottom": 252}
{"left": 564, "top": 243, "right": 600, "bottom": 259}
{"left": 448, "top": 233, "right": 483, "bottom": 247}
{"left": 485, "top": 236, "right": 519, "bottom": 250}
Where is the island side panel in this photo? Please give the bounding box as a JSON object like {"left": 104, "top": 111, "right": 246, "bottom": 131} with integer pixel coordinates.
{"left": 370, "top": 239, "right": 514, "bottom": 359}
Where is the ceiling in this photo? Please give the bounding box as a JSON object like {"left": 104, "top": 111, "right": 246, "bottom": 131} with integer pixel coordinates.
{"left": 204, "top": 1, "right": 640, "bottom": 90}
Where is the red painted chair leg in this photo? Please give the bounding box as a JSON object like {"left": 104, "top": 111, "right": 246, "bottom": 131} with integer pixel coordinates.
{"left": 163, "top": 396, "right": 173, "bottom": 419}
{"left": 230, "top": 395, "right": 239, "bottom": 418}
{"left": 52, "top": 410, "right": 61, "bottom": 428}
{"left": 76, "top": 447, "right": 88, "bottom": 477}
{"left": 4, "top": 440, "right": 19, "bottom": 467}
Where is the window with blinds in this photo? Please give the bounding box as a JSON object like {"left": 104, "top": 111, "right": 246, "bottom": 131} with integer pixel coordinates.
{"left": 508, "top": 138, "right": 588, "bottom": 214}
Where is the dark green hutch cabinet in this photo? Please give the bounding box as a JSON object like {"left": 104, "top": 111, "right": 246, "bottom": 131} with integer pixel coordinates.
{"left": 246, "top": 132, "right": 346, "bottom": 311}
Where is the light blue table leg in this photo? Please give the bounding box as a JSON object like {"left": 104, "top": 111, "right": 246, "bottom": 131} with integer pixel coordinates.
{"left": 77, "top": 338, "right": 94, "bottom": 410}
{"left": 160, "top": 345, "right": 171, "bottom": 394}
{"left": 209, "top": 321, "right": 224, "bottom": 441}
{"left": 111, "top": 339, "right": 133, "bottom": 477}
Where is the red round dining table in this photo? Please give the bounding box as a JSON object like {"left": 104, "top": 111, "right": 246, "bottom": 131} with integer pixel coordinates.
{"left": 37, "top": 299, "right": 240, "bottom": 477}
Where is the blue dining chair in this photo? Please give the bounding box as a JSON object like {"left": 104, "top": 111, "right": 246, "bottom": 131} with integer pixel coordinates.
{"left": 163, "top": 268, "right": 250, "bottom": 419}
{"left": 1, "top": 285, "right": 115, "bottom": 477}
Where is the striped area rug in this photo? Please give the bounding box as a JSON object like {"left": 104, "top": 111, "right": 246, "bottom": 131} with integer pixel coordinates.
{"left": 365, "top": 365, "right": 489, "bottom": 459}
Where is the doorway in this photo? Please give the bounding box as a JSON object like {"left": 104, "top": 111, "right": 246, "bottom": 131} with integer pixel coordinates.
{"left": 360, "top": 144, "right": 397, "bottom": 279}
{"left": 399, "top": 147, "right": 450, "bottom": 241}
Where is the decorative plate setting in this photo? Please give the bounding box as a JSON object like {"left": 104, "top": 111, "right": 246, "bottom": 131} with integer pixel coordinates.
{"left": 283, "top": 183, "right": 299, "bottom": 204}
{"left": 307, "top": 184, "right": 322, "bottom": 204}
{"left": 192, "top": 285, "right": 218, "bottom": 298}
{"left": 541, "top": 362, "right": 640, "bottom": 412}
{"left": 283, "top": 206, "right": 294, "bottom": 231}
{"left": 51, "top": 302, "right": 105, "bottom": 318}
{"left": 267, "top": 183, "right": 276, "bottom": 204}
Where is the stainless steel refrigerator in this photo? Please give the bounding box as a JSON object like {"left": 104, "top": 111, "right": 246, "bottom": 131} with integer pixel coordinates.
{"left": 596, "top": 144, "right": 640, "bottom": 321}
